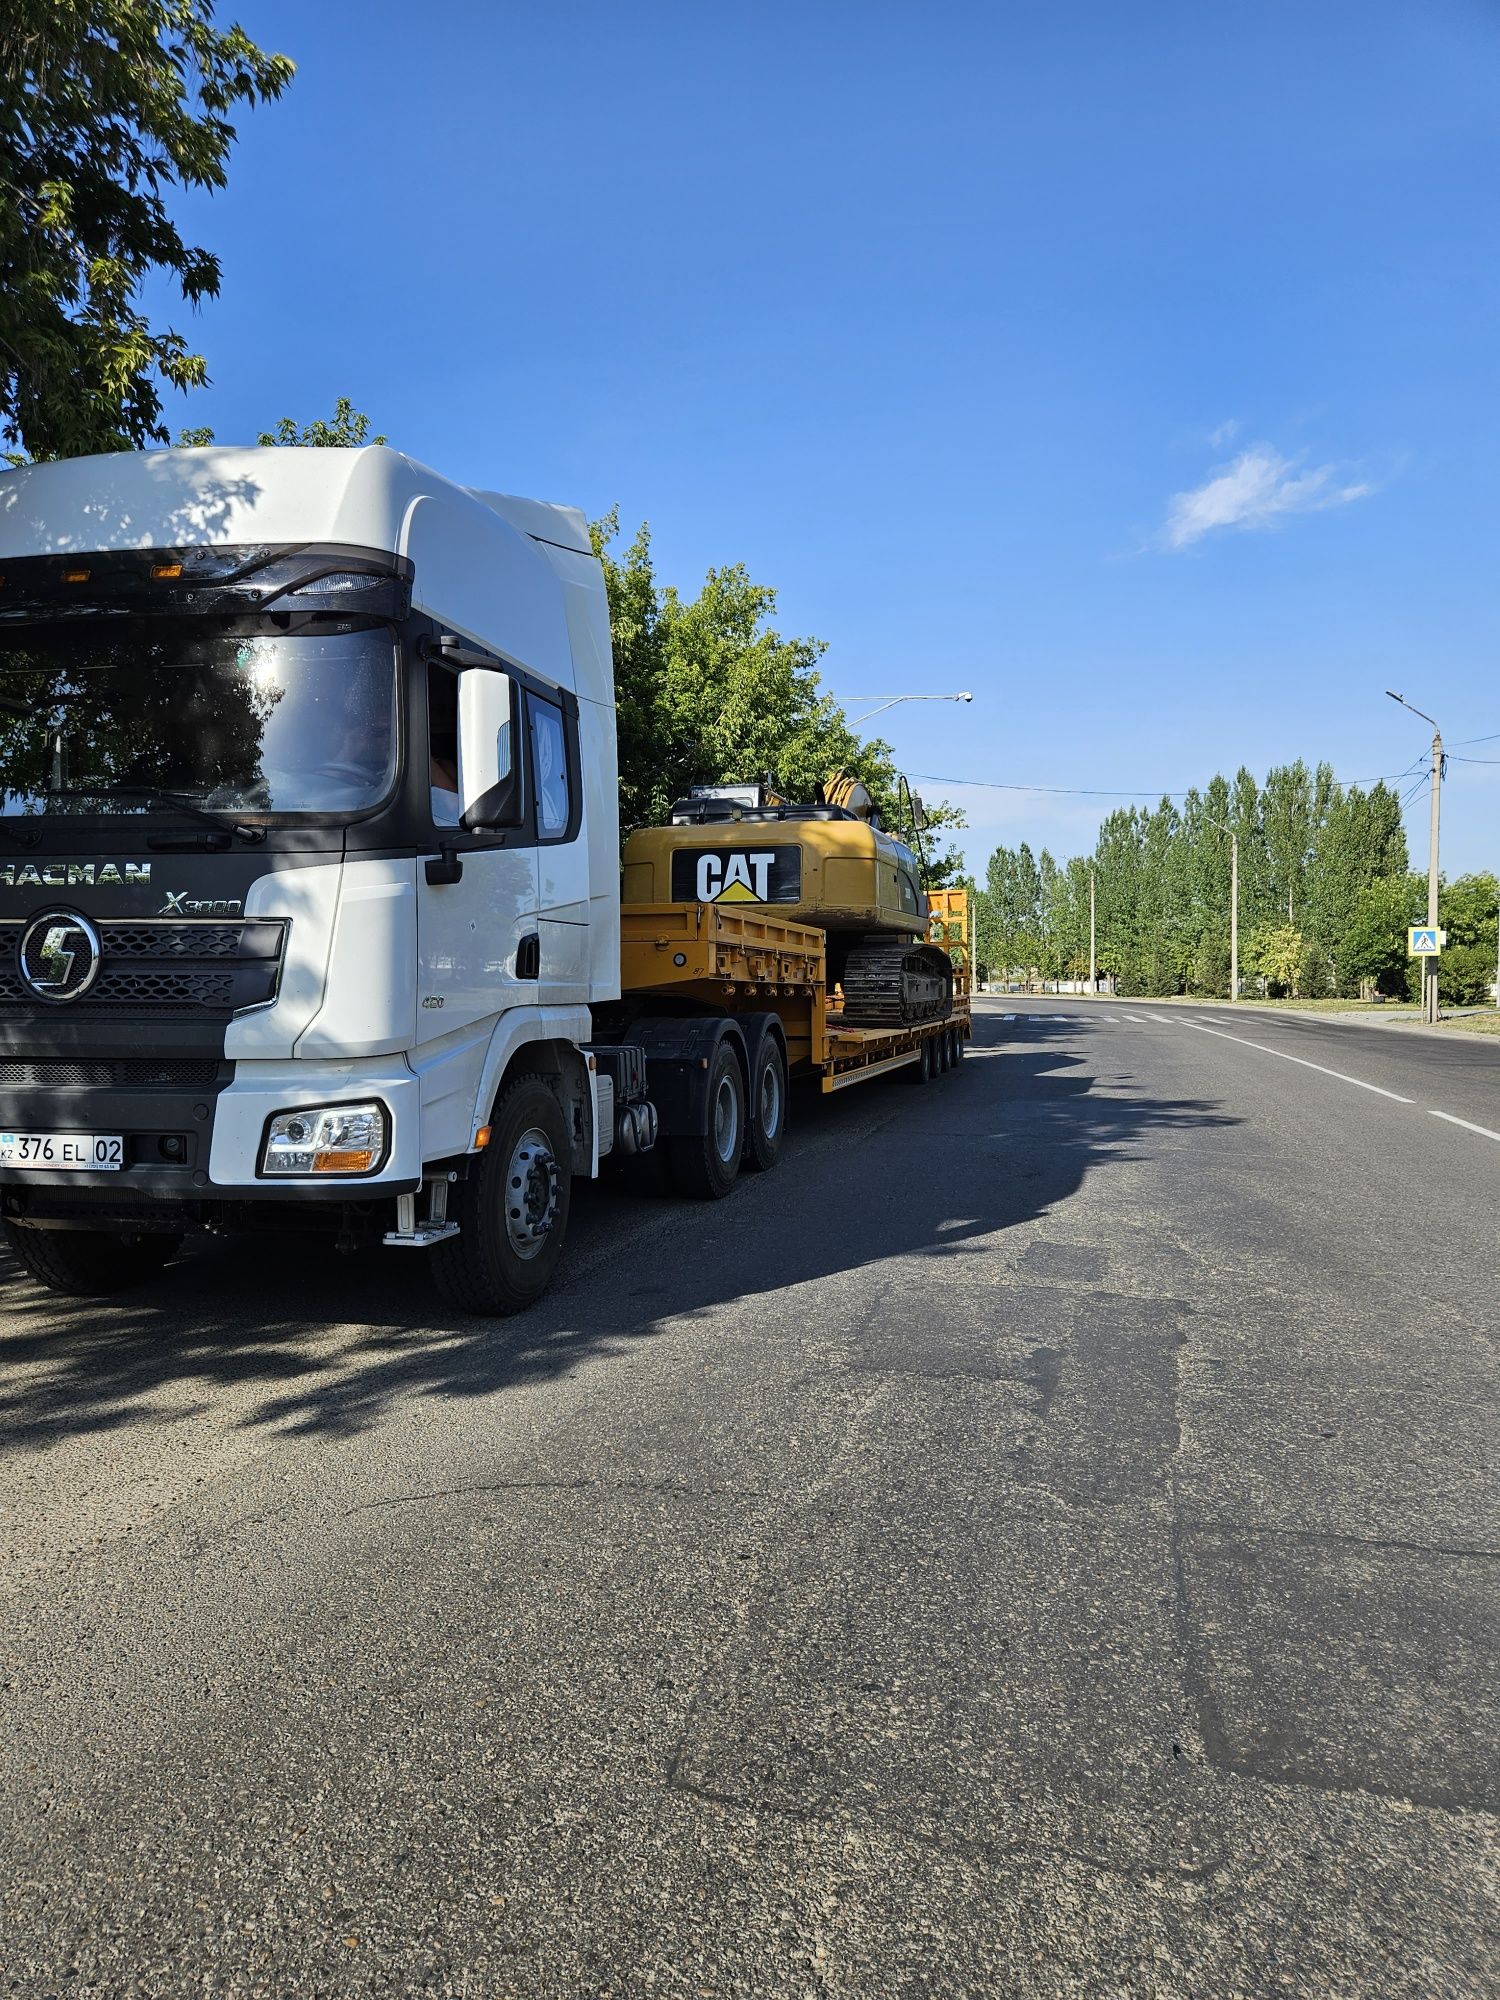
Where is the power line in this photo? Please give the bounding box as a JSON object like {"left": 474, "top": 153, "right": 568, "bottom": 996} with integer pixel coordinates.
{"left": 908, "top": 763, "right": 1442, "bottom": 800}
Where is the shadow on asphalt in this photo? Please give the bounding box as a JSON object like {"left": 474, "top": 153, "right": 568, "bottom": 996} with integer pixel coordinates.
{"left": 0, "top": 1014, "right": 1238, "bottom": 1442}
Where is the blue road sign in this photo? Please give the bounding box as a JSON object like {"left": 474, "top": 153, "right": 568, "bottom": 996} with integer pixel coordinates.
{"left": 1408, "top": 925, "right": 1441, "bottom": 956}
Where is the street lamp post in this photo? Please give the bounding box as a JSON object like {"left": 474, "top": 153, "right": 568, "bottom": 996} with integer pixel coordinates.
{"left": 1200, "top": 818, "right": 1240, "bottom": 1002}
{"left": 1387, "top": 691, "right": 1443, "bottom": 1025}
{"left": 1089, "top": 867, "right": 1096, "bottom": 994}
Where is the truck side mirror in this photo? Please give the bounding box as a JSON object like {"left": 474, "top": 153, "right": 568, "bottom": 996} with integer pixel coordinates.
{"left": 457, "top": 668, "right": 524, "bottom": 830}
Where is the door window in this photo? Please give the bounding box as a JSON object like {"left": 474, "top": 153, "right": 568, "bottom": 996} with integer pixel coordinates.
{"left": 528, "top": 696, "right": 572, "bottom": 841}
{"left": 428, "top": 662, "right": 461, "bottom": 827}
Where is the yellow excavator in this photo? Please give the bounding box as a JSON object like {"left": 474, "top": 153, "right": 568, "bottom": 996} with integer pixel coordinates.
{"left": 621, "top": 774, "right": 958, "bottom": 1027}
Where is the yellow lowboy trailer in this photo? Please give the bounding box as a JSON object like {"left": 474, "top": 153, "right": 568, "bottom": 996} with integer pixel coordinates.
{"left": 619, "top": 900, "right": 971, "bottom": 1093}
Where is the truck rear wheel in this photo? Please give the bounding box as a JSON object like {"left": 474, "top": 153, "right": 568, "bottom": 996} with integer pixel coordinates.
{"left": 744, "top": 1034, "right": 787, "bottom": 1173}
{"left": 668, "top": 1041, "right": 745, "bottom": 1199}
{"left": 432, "top": 1075, "right": 571, "bottom": 1315}
{"left": 3, "top": 1223, "right": 180, "bottom": 1298}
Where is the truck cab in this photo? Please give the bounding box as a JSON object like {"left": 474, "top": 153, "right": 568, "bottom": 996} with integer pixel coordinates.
{"left": 0, "top": 446, "right": 652, "bottom": 1311}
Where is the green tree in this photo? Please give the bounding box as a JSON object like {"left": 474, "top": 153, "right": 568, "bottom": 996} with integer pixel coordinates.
{"left": 256, "top": 399, "right": 386, "bottom": 447}
{"left": 591, "top": 513, "right": 963, "bottom": 871}
{"left": 1262, "top": 759, "right": 1319, "bottom": 925}
{"left": 976, "top": 842, "right": 1042, "bottom": 979}
{"left": 177, "top": 397, "right": 386, "bottom": 448}
{"left": 1341, "top": 876, "right": 1419, "bottom": 996}
{"left": 1437, "top": 873, "right": 1499, "bottom": 1006}
{"left": 1247, "top": 922, "right": 1306, "bottom": 996}
{"left": 1, "top": 2, "right": 294, "bottom": 459}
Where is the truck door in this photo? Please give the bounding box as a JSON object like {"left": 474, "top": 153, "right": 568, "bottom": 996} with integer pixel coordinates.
{"left": 525, "top": 686, "right": 590, "bottom": 1007}
{"left": 414, "top": 660, "right": 539, "bottom": 1158}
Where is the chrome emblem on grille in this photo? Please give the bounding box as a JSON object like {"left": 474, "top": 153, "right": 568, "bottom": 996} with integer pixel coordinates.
{"left": 17, "top": 910, "right": 102, "bottom": 1003}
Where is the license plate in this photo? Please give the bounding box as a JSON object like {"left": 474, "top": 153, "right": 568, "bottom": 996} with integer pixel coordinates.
{"left": 0, "top": 1132, "right": 124, "bottom": 1171}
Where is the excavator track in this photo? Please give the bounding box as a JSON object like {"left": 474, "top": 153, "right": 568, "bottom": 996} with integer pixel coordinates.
{"left": 837, "top": 936, "right": 953, "bottom": 1027}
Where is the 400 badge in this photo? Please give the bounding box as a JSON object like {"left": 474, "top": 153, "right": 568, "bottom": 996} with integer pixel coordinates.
{"left": 669, "top": 845, "right": 802, "bottom": 906}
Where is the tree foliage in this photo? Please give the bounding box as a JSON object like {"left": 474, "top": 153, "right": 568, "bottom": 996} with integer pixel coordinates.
{"left": 177, "top": 397, "right": 386, "bottom": 448}
{"left": 1246, "top": 923, "right": 1305, "bottom": 996}
{"left": 592, "top": 511, "right": 964, "bottom": 877}
{"left": 975, "top": 763, "right": 1421, "bottom": 995}
{"left": 1, "top": 2, "right": 294, "bottom": 460}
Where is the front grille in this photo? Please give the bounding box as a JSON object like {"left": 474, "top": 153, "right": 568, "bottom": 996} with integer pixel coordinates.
{"left": 0, "top": 1057, "right": 222, "bottom": 1088}
{"left": 0, "top": 919, "right": 284, "bottom": 1017}
{"left": 97, "top": 924, "right": 250, "bottom": 959}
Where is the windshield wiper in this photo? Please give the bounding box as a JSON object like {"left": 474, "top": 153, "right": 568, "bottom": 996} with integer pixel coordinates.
{"left": 42, "top": 785, "right": 266, "bottom": 845}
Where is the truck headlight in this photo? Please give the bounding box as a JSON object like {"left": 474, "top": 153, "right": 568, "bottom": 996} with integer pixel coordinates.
{"left": 261, "top": 1102, "right": 387, "bottom": 1176}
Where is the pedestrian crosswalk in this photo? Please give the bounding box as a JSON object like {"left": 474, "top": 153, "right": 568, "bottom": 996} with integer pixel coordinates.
{"left": 993, "top": 1009, "right": 1209, "bottom": 1027}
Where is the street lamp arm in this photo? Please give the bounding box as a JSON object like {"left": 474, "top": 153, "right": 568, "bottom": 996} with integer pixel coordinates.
{"left": 845, "top": 692, "right": 974, "bottom": 728}
{"left": 1387, "top": 689, "right": 1442, "bottom": 737}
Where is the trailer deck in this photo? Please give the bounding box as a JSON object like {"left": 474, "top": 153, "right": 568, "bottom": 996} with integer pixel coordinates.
{"left": 620, "top": 901, "right": 970, "bottom": 1089}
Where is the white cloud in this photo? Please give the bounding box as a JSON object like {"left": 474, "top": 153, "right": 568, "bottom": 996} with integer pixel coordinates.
{"left": 1208, "top": 419, "right": 1239, "bottom": 447}
{"left": 1160, "top": 444, "right": 1372, "bottom": 552}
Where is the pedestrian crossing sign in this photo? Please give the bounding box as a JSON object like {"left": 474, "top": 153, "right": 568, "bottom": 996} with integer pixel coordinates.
{"left": 1408, "top": 925, "right": 1443, "bottom": 956}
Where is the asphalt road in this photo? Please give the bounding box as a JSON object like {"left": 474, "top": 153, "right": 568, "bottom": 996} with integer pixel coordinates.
{"left": 1, "top": 996, "right": 1496, "bottom": 1998}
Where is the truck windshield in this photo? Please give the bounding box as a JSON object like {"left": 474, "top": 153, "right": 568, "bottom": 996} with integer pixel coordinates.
{"left": 0, "top": 617, "right": 398, "bottom": 820}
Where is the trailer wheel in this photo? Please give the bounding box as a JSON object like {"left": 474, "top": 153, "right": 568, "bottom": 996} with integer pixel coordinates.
{"left": 668, "top": 1040, "right": 745, "bottom": 1199}
{"left": 3, "top": 1223, "right": 180, "bottom": 1297}
{"left": 953, "top": 1025, "right": 966, "bottom": 1062}
{"left": 906, "top": 1036, "right": 933, "bottom": 1085}
{"left": 744, "top": 1034, "right": 787, "bottom": 1173}
{"left": 433, "top": 1073, "right": 571, "bottom": 1315}
{"left": 936, "top": 1027, "right": 953, "bottom": 1073}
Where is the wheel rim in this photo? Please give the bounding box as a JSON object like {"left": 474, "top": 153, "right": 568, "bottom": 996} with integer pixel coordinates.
{"left": 713, "top": 1072, "right": 741, "bottom": 1164}
{"left": 758, "top": 1055, "right": 781, "bottom": 1138}
{"left": 504, "top": 1125, "right": 559, "bottom": 1260}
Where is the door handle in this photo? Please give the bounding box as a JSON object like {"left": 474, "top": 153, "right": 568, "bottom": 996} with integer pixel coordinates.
{"left": 516, "top": 933, "right": 540, "bottom": 980}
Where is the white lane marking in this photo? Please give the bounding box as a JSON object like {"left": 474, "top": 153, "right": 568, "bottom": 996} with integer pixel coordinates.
{"left": 1103, "top": 1014, "right": 1120, "bottom": 1022}
{"left": 1002, "top": 1013, "right": 1016, "bottom": 1021}
{"left": 1428, "top": 1109, "right": 1500, "bottom": 1144}
{"left": 1149, "top": 1013, "right": 1174, "bottom": 1024}
{"left": 1183, "top": 1019, "right": 1414, "bottom": 1103}
{"left": 1052, "top": 1015, "right": 1071, "bottom": 1022}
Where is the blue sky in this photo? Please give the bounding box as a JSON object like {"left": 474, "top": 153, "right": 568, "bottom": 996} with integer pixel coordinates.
{"left": 160, "top": 0, "right": 1500, "bottom": 877}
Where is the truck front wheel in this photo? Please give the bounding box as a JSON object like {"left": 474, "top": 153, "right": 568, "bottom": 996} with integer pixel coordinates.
{"left": 4, "top": 1224, "right": 180, "bottom": 1297}
{"left": 432, "top": 1075, "right": 572, "bottom": 1315}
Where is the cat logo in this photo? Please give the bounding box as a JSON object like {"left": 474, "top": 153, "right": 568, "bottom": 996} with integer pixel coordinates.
{"left": 670, "top": 845, "right": 802, "bottom": 906}
{"left": 698, "top": 851, "right": 772, "bottom": 902}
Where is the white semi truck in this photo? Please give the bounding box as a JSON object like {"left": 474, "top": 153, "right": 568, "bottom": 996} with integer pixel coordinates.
{"left": 0, "top": 446, "right": 666, "bottom": 1313}
{"left": 0, "top": 447, "right": 966, "bottom": 1314}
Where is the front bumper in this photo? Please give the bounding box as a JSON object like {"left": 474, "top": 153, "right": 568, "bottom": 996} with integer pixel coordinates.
{"left": 0, "top": 1059, "right": 423, "bottom": 1224}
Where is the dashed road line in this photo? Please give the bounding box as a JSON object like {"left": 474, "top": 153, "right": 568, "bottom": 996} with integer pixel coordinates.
{"left": 1182, "top": 1019, "right": 1414, "bottom": 1103}
{"left": 1428, "top": 1109, "right": 1500, "bottom": 1144}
